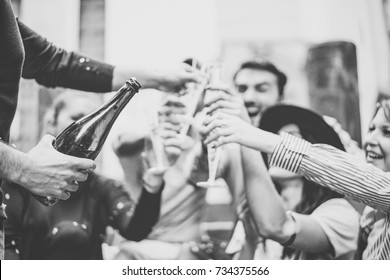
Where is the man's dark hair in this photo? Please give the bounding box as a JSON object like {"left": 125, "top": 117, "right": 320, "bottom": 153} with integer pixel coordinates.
{"left": 233, "top": 60, "right": 287, "bottom": 97}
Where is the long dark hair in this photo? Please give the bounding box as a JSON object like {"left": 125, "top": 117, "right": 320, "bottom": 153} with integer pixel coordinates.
{"left": 280, "top": 127, "right": 343, "bottom": 259}
{"left": 293, "top": 128, "right": 343, "bottom": 215}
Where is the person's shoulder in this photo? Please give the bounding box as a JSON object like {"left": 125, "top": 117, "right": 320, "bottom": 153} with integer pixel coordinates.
{"left": 316, "top": 197, "right": 354, "bottom": 209}
{"left": 311, "top": 198, "right": 360, "bottom": 220}
{"left": 310, "top": 199, "right": 359, "bottom": 259}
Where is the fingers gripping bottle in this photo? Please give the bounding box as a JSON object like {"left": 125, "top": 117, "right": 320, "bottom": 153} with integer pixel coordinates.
{"left": 35, "top": 78, "right": 141, "bottom": 206}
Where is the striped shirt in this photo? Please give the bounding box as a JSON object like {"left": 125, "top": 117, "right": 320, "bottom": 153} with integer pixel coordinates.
{"left": 269, "top": 132, "right": 390, "bottom": 260}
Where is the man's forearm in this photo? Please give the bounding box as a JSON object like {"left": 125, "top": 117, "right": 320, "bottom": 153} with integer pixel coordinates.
{"left": 112, "top": 66, "right": 159, "bottom": 91}
{"left": 0, "top": 141, "right": 25, "bottom": 184}
{"left": 241, "top": 146, "right": 290, "bottom": 241}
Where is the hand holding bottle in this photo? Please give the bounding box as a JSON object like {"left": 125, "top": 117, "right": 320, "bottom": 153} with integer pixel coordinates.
{"left": 20, "top": 134, "right": 96, "bottom": 200}
{"left": 35, "top": 78, "right": 140, "bottom": 206}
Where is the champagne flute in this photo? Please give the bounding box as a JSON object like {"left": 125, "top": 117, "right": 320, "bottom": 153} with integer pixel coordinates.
{"left": 196, "top": 63, "right": 224, "bottom": 188}
{"left": 144, "top": 110, "right": 169, "bottom": 173}
{"left": 144, "top": 59, "right": 206, "bottom": 174}
{"left": 178, "top": 59, "right": 209, "bottom": 136}
{"left": 145, "top": 90, "right": 189, "bottom": 173}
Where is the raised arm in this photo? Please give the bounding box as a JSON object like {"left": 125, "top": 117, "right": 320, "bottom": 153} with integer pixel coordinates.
{"left": 19, "top": 20, "right": 114, "bottom": 93}
{"left": 271, "top": 132, "right": 390, "bottom": 214}
{"left": 204, "top": 113, "right": 390, "bottom": 214}
{"left": 105, "top": 169, "right": 164, "bottom": 241}
{"left": 112, "top": 63, "right": 201, "bottom": 93}
{"left": 19, "top": 20, "right": 201, "bottom": 93}
{"left": 241, "top": 145, "right": 335, "bottom": 254}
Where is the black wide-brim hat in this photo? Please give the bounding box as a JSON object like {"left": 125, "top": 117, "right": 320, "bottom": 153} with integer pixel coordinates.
{"left": 260, "top": 104, "right": 345, "bottom": 151}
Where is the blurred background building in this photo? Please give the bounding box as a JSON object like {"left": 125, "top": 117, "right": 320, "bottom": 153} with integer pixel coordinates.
{"left": 9, "top": 0, "right": 390, "bottom": 237}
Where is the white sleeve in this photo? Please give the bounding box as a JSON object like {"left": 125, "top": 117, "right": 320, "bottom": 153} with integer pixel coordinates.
{"left": 270, "top": 132, "right": 390, "bottom": 213}
{"left": 310, "top": 198, "right": 360, "bottom": 258}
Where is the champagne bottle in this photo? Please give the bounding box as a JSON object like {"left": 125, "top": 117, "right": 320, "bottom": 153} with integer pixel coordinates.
{"left": 35, "top": 78, "right": 141, "bottom": 206}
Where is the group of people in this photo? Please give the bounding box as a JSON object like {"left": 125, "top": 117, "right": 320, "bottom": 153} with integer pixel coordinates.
{"left": 0, "top": 0, "right": 199, "bottom": 260}
{"left": 1, "top": 0, "right": 390, "bottom": 261}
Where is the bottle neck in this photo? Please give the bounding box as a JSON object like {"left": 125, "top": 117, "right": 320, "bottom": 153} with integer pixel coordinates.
{"left": 106, "top": 79, "right": 141, "bottom": 114}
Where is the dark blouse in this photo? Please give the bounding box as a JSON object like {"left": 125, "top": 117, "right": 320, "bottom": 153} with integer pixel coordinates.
{"left": 15, "top": 173, "right": 162, "bottom": 260}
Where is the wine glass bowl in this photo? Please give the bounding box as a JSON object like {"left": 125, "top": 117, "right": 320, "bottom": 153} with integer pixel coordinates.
{"left": 196, "top": 63, "right": 225, "bottom": 188}
{"left": 143, "top": 114, "right": 170, "bottom": 174}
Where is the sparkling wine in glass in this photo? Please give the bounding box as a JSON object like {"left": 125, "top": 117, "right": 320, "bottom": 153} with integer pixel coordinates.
{"left": 144, "top": 110, "right": 170, "bottom": 174}
{"left": 178, "top": 59, "right": 208, "bottom": 136}
{"left": 196, "top": 64, "right": 224, "bottom": 188}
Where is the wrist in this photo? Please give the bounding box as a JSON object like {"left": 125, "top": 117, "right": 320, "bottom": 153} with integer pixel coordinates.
{"left": 244, "top": 125, "right": 264, "bottom": 150}
{"left": 136, "top": 69, "right": 161, "bottom": 90}
{"left": 280, "top": 211, "right": 298, "bottom": 247}
{"left": 0, "top": 142, "right": 28, "bottom": 185}
{"left": 142, "top": 173, "right": 164, "bottom": 194}
{"left": 112, "top": 66, "right": 160, "bottom": 90}
{"left": 14, "top": 153, "right": 35, "bottom": 188}
{"left": 240, "top": 110, "right": 252, "bottom": 123}
{"left": 259, "top": 129, "right": 281, "bottom": 154}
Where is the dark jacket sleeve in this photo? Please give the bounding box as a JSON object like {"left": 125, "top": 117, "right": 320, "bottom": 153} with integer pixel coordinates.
{"left": 105, "top": 179, "right": 163, "bottom": 241}
{"left": 18, "top": 20, "right": 114, "bottom": 93}
{"left": 125, "top": 186, "right": 164, "bottom": 241}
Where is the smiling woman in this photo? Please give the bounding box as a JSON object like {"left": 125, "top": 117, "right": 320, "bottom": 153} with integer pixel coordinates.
{"left": 365, "top": 101, "right": 390, "bottom": 171}
{"left": 252, "top": 105, "right": 354, "bottom": 260}
{"left": 203, "top": 99, "right": 390, "bottom": 260}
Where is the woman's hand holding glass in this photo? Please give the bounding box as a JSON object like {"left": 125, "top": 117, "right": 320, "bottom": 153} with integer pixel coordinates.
{"left": 142, "top": 132, "right": 198, "bottom": 195}
{"left": 161, "top": 120, "right": 196, "bottom": 161}
{"left": 141, "top": 162, "right": 166, "bottom": 194}
{"left": 203, "top": 86, "right": 250, "bottom": 121}
{"left": 202, "top": 111, "right": 259, "bottom": 150}
{"left": 144, "top": 95, "right": 193, "bottom": 173}
{"left": 195, "top": 75, "right": 250, "bottom": 188}
{"left": 158, "top": 111, "right": 203, "bottom": 189}
{"left": 177, "top": 61, "right": 209, "bottom": 135}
